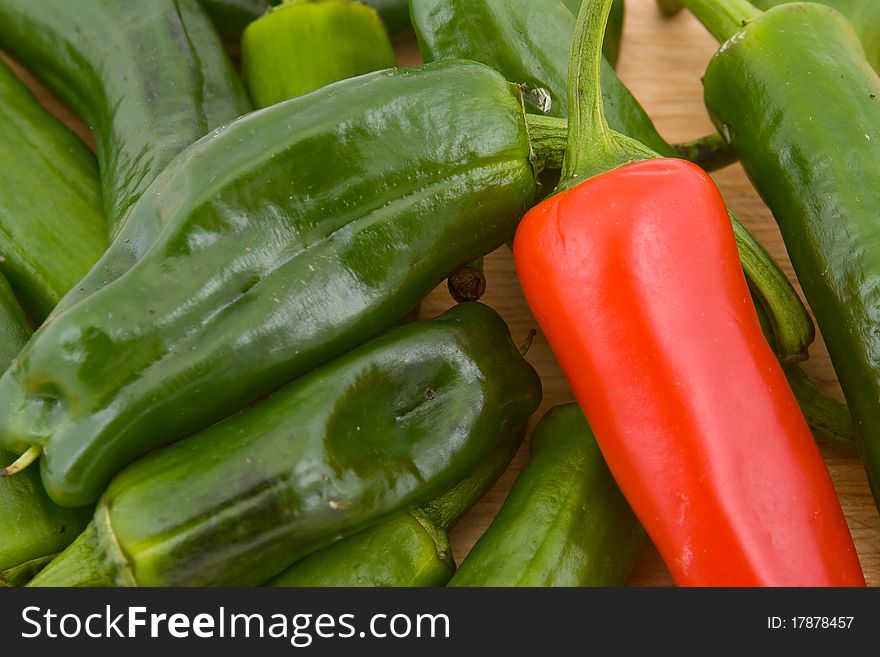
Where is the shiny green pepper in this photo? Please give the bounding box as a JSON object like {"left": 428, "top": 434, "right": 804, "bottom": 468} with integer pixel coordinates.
{"left": 0, "top": 0, "right": 252, "bottom": 316}
{"left": 0, "top": 60, "right": 105, "bottom": 321}
{"left": 449, "top": 404, "right": 644, "bottom": 587}
{"left": 0, "top": 60, "right": 555, "bottom": 508}
{"left": 269, "top": 421, "right": 526, "bottom": 586}
{"left": 30, "top": 303, "right": 541, "bottom": 587}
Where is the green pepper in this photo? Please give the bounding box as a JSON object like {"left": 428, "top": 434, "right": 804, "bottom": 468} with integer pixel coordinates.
{"left": 0, "top": 60, "right": 106, "bottom": 321}
{"left": 0, "top": 60, "right": 558, "bottom": 509}
{"left": 242, "top": 0, "right": 396, "bottom": 108}
{"left": 409, "top": 0, "right": 812, "bottom": 365}
{"left": 411, "top": 0, "right": 668, "bottom": 153}
{"left": 0, "top": 276, "right": 91, "bottom": 587}
{"left": 0, "top": 0, "right": 252, "bottom": 316}
{"left": 29, "top": 302, "right": 541, "bottom": 587}
{"left": 450, "top": 404, "right": 644, "bottom": 587}
{"left": 678, "top": 0, "right": 880, "bottom": 511}
{"left": 199, "top": 0, "right": 411, "bottom": 41}
{"left": 269, "top": 421, "right": 526, "bottom": 586}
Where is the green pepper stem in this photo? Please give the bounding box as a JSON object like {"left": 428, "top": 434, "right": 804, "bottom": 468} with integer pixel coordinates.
{"left": 677, "top": 0, "right": 762, "bottom": 43}
{"left": 0, "top": 444, "right": 40, "bottom": 476}
{"left": 657, "top": 0, "right": 684, "bottom": 16}
{"left": 673, "top": 131, "right": 739, "bottom": 172}
{"left": 525, "top": 114, "right": 567, "bottom": 171}
{"left": 518, "top": 329, "right": 537, "bottom": 357}
{"left": 559, "top": 0, "right": 656, "bottom": 189}
{"left": 784, "top": 365, "right": 857, "bottom": 454}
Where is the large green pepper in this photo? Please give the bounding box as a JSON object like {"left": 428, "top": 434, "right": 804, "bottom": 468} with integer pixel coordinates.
{"left": 0, "top": 276, "right": 91, "bottom": 587}
{"left": 269, "top": 420, "right": 526, "bottom": 586}
{"left": 30, "top": 302, "right": 541, "bottom": 587}
{"left": 0, "top": 60, "right": 105, "bottom": 321}
{"left": 0, "top": 0, "right": 252, "bottom": 314}
{"left": 242, "top": 0, "right": 396, "bottom": 108}
{"left": 449, "top": 404, "right": 644, "bottom": 587}
{"left": 679, "top": 0, "right": 880, "bottom": 509}
{"left": 0, "top": 61, "right": 552, "bottom": 509}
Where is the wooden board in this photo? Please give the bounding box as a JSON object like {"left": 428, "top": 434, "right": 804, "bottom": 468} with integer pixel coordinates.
{"left": 6, "top": 0, "right": 879, "bottom": 586}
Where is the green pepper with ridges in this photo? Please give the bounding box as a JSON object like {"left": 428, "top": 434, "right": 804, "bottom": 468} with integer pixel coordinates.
{"left": 0, "top": 60, "right": 556, "bottom": 509}
{"left": 0, "top": 60, "right": 106, "bottom": 321}
{"left": 678, "top": 0, "right": 880, "bottom": 511}
{"left": 242, "top": 0, "right": 396, "bottom": 108}
{"left": 0, "top": 0, "right": 252, "bottom": 315}
{"left": 450, "top": 404, "right": 644, "bottom": 587}
{"left": 269, "top": 421, "right": 526, "bottom": 586}
{"left": 0, "top": 276, "right": 91, "bottom": 587}
{"left": 29, "top": 302, "right": 541, "bottom": 587}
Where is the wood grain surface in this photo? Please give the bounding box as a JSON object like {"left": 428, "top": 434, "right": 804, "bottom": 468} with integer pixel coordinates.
{"left": 5, "top": 0, "right": 879, "bottom": 586}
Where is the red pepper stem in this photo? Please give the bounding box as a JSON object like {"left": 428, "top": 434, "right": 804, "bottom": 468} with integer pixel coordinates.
{"left": 559, "top": 0, "right": 656, "bottom": 191}
{"left": 677, "top": 0, "right": 762, "bottom": 43}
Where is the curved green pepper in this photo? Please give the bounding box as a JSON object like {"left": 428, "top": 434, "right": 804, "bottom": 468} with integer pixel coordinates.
{"left": 0, "top": 276, "right": 91, "bottom": 587}
{"left": 679, "top": 0, "right": 880, "bottom": 510}
{"left": 450, "top": 404, "right": 644, "bottom": 587}
{"left": 30, "top": 302, "right": 541, "bottom": 587}
{"left": 0, "top": 60, "right": 548, "bottom": 509}
{"left": 0, "top": 60, "right": 105, "bottom": 321}
{"left": 269, "top": 421, "right": 526, "bottom": 586}
{"left": 242, "top": 0, "right": 396, "bottom": 108}
{"left": 409, "top": 0, "right": 813, "bottom": 364}
{"left": 0, "top": 0, "right": 252, "bottom": 314}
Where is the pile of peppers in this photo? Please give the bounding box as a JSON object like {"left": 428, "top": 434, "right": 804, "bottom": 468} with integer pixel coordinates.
{"left": 0, "top": 0, "right": 874, "bottom": 587}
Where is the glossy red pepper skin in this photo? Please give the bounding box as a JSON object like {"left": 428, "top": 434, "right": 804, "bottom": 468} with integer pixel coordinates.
{"left": 514, "top": 158, "right": 863, "bottom": 587}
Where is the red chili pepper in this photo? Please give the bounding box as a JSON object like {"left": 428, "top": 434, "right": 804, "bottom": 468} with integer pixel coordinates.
{"left": 513, "top": 0, "right": 864, "bottom": 586}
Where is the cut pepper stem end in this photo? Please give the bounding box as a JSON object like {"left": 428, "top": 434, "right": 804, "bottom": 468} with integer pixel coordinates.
{"left": 0, "top": 445, "right": 41, "bottom": 476}
{"left": 448, "top": 259, "right": 487, "bottom": 303}
{"left": 677, "top": 0, "right": 762, "bottom": 43}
